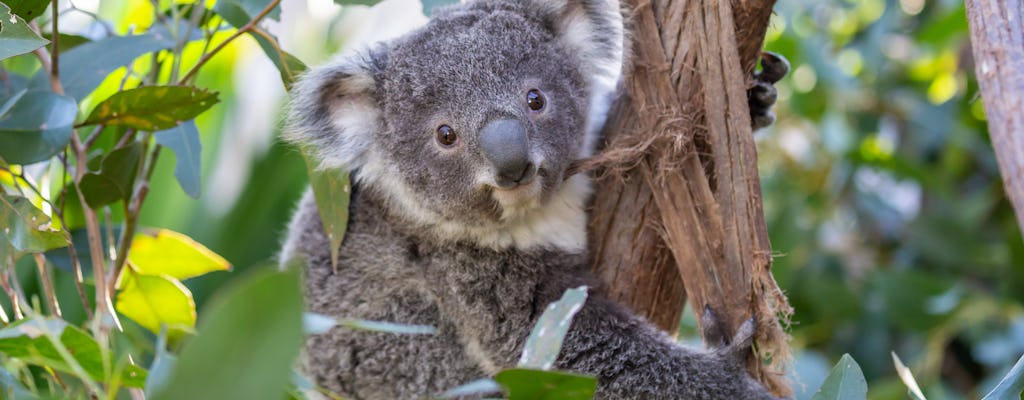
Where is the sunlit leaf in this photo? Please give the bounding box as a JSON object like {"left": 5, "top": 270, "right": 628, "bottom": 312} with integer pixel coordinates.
{"left": 155, "top": 120, "right": 202, "bottom": 198}
{"left": 306, "top": 162, "right": 350, "bottom": 272}
{"left": 115, "top": 269, "right": 196, "bottom": 338}
{"left": 0, "top": 2, "right": 48, "bottom": 61}
{"left": 81, "top": 86, "right": 219, "bottom": 131}
{"left": 518, "top": 286, "right": 588, "bottom": 370}
{"left": 0, "top": 195, "right": 67, "bottom": 253}
{"left": 0, "top": 90, "right": 77, "bottom": 164}
{"left": 891, "top": 352, "right": 926, "bottom": 400}
{"left": 810, "top": 354, "right": 867, "bottom": 400}
{"left": 495, "top": 368, "right": 598, "bottom": 400}
{"left": 0, "top": 318, "right": 147, "bottom": 388}
{"left": 79, "top": 142, "right": 143, "bottom": 208}
{"left": 982, "top": 354, "right": 1024, "bottom": 400}
{"left": 128, "top": 229, "right": 231, "bottom": 280}
{"left": 152, "top": 268, "right": 303, "bottom": 400}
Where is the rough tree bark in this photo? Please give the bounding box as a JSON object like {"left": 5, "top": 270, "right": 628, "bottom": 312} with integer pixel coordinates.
{"left": 965, "top": 0, "right": 1024, "bottom": 234}
{"left": 586, "top": 0, "right": 792, "bottom": 394}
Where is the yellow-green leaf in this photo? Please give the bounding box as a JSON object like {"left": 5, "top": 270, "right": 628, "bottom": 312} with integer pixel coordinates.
{"left": 128, "top": 229, "right": 231, "bottom": 280}
{"left": 116, "top": 270, "right": 195, "bottom": 338}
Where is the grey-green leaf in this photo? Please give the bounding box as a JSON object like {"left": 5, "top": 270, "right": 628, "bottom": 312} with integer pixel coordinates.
{"left": 81, "top": 86, "right": 219, "bottom": 130}
{"left": 0, "top": 2, "right": 48, "bottom": 61}
{"left": 982, "top": 354, "right": 1024, "bottom": 400}
{"left": 152, "top": 268, "right": 303, "bottom": 400}
{"left": 439, "top": 378, "right": 503, "bottom": 399}
{"left": 421, "top": 0, "right": 459, "bottom": 15}
{"left": 79, "top": 142, "right": 143, "bottom": 208}
{"left": 155, "top": 120, "right": 202, "bottom": 198}
{"left": 213, "top": 0, "right": 281, "bottom": 28}
{"left": 0, "top": 89, "right": 76, "bottom": 165}
{"left": 518, "top": 286, "right": 588, "bottom": 370}
{"left": 32, "top": 33, "right": 176, "bottom": 100}
{"left": 0, "top": 195, "right": 67, "bottom": 253}
{"left": 810, "top": 354, "right": 868, "bottom": 400}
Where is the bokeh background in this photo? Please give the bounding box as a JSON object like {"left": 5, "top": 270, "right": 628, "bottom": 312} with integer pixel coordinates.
{"left": 18, "top": 0, "right": 1022, "bottom": 398}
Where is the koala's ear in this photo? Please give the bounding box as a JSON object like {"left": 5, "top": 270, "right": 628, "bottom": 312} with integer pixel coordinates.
{"left": 285, "top": 48, "right": 386, "bottom": 171}
{"left": 537, "top": 0, "right": 625, "bottom": 89}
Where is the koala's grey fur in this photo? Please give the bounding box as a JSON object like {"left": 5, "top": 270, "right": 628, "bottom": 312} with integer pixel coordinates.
{"left": 281, "top": 1, "right": 782, "bottom": 399}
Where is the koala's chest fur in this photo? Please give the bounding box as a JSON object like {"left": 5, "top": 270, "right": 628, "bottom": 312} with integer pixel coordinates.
{"left": 284, "top": 185, "right": 589, "bottom": 399}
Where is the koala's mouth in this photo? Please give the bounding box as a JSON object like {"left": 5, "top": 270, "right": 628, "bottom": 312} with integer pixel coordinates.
{"left": 490, "top": 179, "right": 544, "bottom": 220}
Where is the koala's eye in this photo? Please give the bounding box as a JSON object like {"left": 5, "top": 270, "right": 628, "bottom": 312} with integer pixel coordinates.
{"left": 526, "top": 89, "right": 546, "bottom": 112}
{"left": 436, "top": 125, "right": 458, "bottom": 147}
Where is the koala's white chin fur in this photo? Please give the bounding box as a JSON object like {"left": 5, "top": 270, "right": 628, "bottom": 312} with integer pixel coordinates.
{"left": 358, "top": 149, "right": 591, "bottom": 253}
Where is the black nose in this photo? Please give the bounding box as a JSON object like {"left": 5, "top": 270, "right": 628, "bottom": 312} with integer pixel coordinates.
{"left": 480, "top": 119, "right": 536, "bottom": 188}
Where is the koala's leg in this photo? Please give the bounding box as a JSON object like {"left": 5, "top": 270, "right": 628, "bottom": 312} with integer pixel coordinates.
{"left": 749, "top": 51, "right": 790, "bottom": 130}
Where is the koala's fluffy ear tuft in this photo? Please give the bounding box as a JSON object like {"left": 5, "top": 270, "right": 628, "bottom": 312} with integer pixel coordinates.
{"left": 284, "top": 48, "right": 387, "bottom": 171}
{"left": 536, "top": 0, "right": 625, "bottom": 90}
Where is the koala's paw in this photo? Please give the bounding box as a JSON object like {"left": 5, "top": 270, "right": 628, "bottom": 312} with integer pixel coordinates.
{"left": 701, "top": 306, "right": 789, "bottom": 400}
{"left": 749, "top": 51, "right": 790, "bottom": 130}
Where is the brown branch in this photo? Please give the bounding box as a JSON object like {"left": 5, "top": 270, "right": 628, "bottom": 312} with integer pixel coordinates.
{"left": 965, "top": 0, "right": 1024, "bottom": 235}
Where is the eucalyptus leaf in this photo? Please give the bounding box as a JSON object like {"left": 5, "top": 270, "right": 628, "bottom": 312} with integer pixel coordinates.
{"left": 115, "top": 269, "right": 196, "bottom": 340}
{"left": 891, "top": 352, "right": 926, "bottom": 400}
{"left": 518, "top": 286, "right": 588, "bottom": 370}
{"left": 5, "top": 0, "right": 48, "bottom": 22}
{"left": 0, "top": 195, "right": 67, "bottom": 253}
{"left": 439, "top": 378, "right": 503, "bottom": 399}
{"left": 494, "top": 368, "right": 598, "bottom": 400}
{"left": 810, "top": 354, "right": 868, "bottom": 400}
{"left": 306, "top": 162, "right": 350, "bottom": 272}
{"left": 79, "top": 142, "right": 143, "bottom": 208}
{"left": 127, "top": 229, "right": 231, "bottom": 280}
{"left": 81, "top": 86, "right": 219, "bottom": 130}
{"left": 421, "top": 0, "right": 459, "bottom": 15}
{"left": 213, "top": 0, "right": 281, "bottom": 28}
{"left": 0, "top": 318, "right": 147, "bottom": 388}
{"left": 0, "top": 2, "right": 48, "bottom": 61}
{"left": 145, "top": 328, "right": 178, "bottom": 397}
{"left": 0, "top": 90, "right": 77, "bottom": 165}
{"left": 982, "top": 354, "right": 1024, "bottom": 400}
{"left": 152, "top": 269, "right": 303, "bottom": 400}
{"left": 32, "top": 33, "right": 177, "bottom": 100}
{"left": 155, "top": 120, "right": 202, "bottom": 198}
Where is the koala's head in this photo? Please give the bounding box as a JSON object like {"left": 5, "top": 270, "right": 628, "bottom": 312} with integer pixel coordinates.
{"left": 287, "top": 0, "right": 623, "bottom": 251}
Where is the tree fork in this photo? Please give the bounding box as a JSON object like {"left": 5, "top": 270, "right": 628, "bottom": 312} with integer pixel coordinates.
{"left": 588, "top": 0, "right": 792, "bottom": 394}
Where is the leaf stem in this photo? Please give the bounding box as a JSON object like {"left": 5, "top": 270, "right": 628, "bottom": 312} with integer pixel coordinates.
{"left": 33, "top": 253, "right": 63, "bottom": 317}
{"left": 178, "top": 0, "right": 281, "bottom": 84}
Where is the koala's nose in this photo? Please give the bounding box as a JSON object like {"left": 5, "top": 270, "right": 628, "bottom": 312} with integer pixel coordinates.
{"left": 480, "top": 119, "right": 536, "bottom": 189}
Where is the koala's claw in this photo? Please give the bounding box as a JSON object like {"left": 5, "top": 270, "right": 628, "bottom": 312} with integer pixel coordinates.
{"left": 701, "top": 307, "right": 758, "bottom": 363}
{"left": 749, "top": 51, "right": 789, "bottom": 130}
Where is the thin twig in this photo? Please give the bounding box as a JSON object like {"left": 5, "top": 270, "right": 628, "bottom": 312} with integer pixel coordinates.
{"left": 33, "top": 254, "right": 63, "bottom": 318}
{"left": 0, "top": 263, "right": 23, "bottom": 320}
{"left": 178, "top": 0, "right": 281, "bottom": 84}
{"left": 51, "top": 0, "right": 59, "bottom": 80}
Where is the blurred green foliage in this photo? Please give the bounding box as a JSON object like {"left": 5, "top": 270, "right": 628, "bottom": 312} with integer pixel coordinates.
{"left": 759, "top": 0, "right": 1024, "bottom": 398}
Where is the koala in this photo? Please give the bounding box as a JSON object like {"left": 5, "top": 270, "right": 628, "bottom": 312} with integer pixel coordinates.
{"left": 280, "top": 0, "right": 786, "bottom": 399}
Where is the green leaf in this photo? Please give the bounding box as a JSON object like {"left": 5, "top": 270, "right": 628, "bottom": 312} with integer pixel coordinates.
{"left": 306, "top": 162, "right": 350, "bottom": 272}
{"left": 115, "top": 269, "right": 196, "bottom": 339}
{"left": 212, "top": 0, "right": 281, "bottom": 28}
{"left": 152, "top": 268, "right": 304, "bottom": 400}
{"left": 0, "top": 90, "right": 77, "bottom": 165}
{"left": 145, "top": 328, "right": 178, "bottom": 397}
{"left": 155, "top": 120, "right": 202, "bottom": 198}
{"left": 494, "top": 368, "right": 598, "bottom": 400}
{"left": 810, "top": 354, "right": 868, "bottom": 400}
{"left": 982, "top": 354, "right": 1024, "bottom": 400}
{"left": 0, "top": 2, "right": 48, "bottom": 61}
{"left": 79, "top": 142, "right": 143, "bottom": 208}
{"left": 518, "top": 286, "right": 588, "bottom": 370}
{"left": 5, "top": 0, "right": 48, "bottom": 22}
{"left": 252, "top": 37, "right": 307, "bottom": 90}
{"left": 0, "top": 367, "right": 36, "bottom": 400}
{"left": 0, "top": 318, "right": 148, "bottom": 388}
{"left": 891, "top": 352, "right": 926, "bottom": 400}
{"left": 81, "top": 86, "right": 219, "bottom": 130}
{"left": 35, "top": 33, "right": 177, "bottom": 100}
{"left": 0, "top": 195, "right": 67, "bottom": 253}
{"left": 127, "top": 229, "right": 231, "bottom": 280}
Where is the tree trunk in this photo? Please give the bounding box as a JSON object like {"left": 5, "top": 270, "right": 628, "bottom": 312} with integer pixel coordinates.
{"left": 965, "top": 0, "right": 1024, "bottom": 235}
{"left": 587, "top": 0, "right": 792, "bottom": 394}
